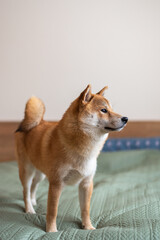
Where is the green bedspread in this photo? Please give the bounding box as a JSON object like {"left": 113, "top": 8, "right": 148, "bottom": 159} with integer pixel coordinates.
{"left": 0, "top": 150, "right": 160, "bottom": 240}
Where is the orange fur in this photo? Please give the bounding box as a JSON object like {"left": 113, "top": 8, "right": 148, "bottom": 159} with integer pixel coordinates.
{"left": 15, "top": 85, "right": 128, "bottom": 232}
{"left": 16, "top": 96, "right": 45, "bottom": 132}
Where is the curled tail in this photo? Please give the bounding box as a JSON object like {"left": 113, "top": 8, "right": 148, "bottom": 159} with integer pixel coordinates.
{"left": 16, "top": 96, "right": 45, "bottom": 132}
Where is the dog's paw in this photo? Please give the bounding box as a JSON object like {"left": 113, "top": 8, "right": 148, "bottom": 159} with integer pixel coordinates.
{"left": 31, "top": 198, "right": 37, "bottom": 206}
{"left": 26, "top": 206, "right": 36, "bottom": 214}
{"left": 46, "top": 226, "right": 58, "bottom": 232}
{"left": 26, "top": 209, "right": 36, "bottom": 214}
{"left": 46, "top": 229, "right": 58, "bottom": 233}
{"left": 82, "top": 224, "right": 95, "bottom": 230}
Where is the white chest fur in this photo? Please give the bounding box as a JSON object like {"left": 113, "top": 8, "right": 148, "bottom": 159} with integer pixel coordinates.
{"left": 63, "top": 157, "right": 97, "bottom": 185}
{"left": 61, "top": 133, "right": 108, "bottom": 185}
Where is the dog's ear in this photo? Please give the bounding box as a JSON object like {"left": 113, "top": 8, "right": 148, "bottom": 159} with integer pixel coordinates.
{"left": 80, "top": 85, "right": 92, "bottom": 104}
{"left": 97, "top": 86, "right": 108, "bottom": 96}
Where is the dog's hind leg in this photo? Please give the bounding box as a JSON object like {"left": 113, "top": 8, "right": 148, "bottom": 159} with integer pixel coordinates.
{"left": 17, "top": 147, "right": 36, "bottom": 213}
{"left": 16, "top": 134, "right": 36, "bottom": 213}
{"left": 19, "top": 160, "right": 36, "bottom": 214}
{"left": 30, "top": 170, "right": 45, "bottom": 206}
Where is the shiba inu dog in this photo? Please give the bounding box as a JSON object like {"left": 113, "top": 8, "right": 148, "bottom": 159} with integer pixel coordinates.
{"left": 15, "top": 85, "right": 128, "bottom": 232}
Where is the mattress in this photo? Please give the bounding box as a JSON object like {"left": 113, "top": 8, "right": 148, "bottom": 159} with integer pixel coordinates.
{"left": 0, "top": 149, "right": 160, "bottom": 239}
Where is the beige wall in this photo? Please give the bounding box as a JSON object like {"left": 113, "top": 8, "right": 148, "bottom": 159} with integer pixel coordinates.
{"left": 0, "top": 0, "right": 160, "bottom": 121}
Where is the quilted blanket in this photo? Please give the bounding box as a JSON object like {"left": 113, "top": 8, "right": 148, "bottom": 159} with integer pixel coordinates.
{"left": 0, "top": 150, "right": 160, "bottom": 239}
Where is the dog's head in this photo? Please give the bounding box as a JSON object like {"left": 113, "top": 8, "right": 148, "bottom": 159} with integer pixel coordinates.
{"left": 78, "top": 85, "right": 128, "bottom": 133}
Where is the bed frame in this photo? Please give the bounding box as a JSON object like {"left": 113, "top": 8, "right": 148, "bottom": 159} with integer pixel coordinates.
{"left": 0, "top": 121, "right": 160, "bottom": 162}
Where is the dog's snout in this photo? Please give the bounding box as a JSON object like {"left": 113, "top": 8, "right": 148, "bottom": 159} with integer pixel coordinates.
{"left": 121, "top": 117, "right": 128, "bottom": 124}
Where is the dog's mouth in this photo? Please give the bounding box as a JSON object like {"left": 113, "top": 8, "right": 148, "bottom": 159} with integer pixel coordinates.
{"left": 104, "top": 124, "right": 126, "bottom": 132}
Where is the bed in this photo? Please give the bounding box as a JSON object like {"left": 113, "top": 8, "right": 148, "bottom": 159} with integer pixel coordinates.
{"left": 0, "top": 138, "right": 160, "bottom": 240}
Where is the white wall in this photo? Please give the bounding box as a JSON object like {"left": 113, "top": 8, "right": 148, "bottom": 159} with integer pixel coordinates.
{"left": 0, "top": 0, "right": 160, "bottom": 121}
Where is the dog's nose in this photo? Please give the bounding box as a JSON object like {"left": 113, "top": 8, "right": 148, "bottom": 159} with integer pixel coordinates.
{"left": 121, "top": 117, "right": 128, "bottom": 123}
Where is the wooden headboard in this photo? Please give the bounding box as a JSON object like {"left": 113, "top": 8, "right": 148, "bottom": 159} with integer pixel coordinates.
{"left": 0, "top": 121, "right": 160, "bottom": 162}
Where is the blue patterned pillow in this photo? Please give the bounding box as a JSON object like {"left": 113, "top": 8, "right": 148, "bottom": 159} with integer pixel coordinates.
{"left": 102, "top": 137, "right": 160, "bottom": 152}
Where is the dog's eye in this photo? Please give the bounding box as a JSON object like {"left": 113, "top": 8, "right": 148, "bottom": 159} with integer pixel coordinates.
{"left": 101, "top": 109, "right": 108, "bottom": 113}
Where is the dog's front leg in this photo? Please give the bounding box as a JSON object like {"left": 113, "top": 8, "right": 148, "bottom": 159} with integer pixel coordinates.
{"left": 79, "top": 177, "right": 95, "bottom": 230}
{"left": 46, "top": 181, "right": 62, "bottom": 232}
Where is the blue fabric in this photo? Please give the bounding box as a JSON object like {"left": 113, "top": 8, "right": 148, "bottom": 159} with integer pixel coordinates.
{"left": 102, "top": 137, "right": 160, "bottom": 152}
